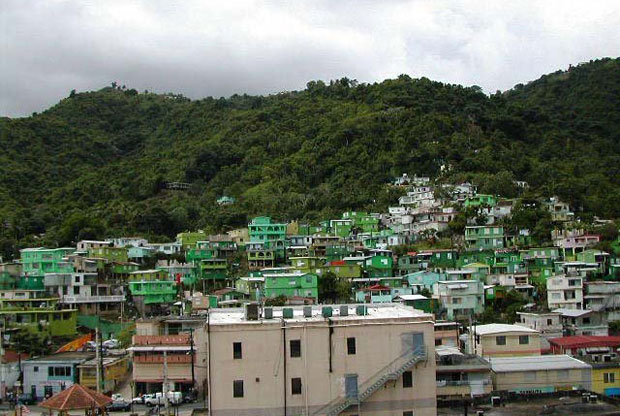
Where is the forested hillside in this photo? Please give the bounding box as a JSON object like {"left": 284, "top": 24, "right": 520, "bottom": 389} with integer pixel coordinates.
{"left": 0, "top": 58, "right": 618, "bottom": 257}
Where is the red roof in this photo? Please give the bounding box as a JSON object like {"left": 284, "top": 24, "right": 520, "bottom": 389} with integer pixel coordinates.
{"left": 548, "top": 335, "right": 620, "bottom": 349}
{"left": 1, "top": 350, "right": 29, "bottom": 364}
{"left": 363, "top": 284, "right": 390, "bottom": 292}
{"left": 40, "top": 384, "right": 112, "bottom": 410}
{"left": 330, "top": 260, "right": 346, "bottom": 266}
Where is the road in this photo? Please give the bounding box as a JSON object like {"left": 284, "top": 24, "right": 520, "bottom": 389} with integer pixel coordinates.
{"left": 0, "top": 401, "right": 207, "bottom": 416}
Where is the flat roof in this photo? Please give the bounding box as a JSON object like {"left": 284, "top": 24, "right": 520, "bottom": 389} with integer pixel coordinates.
{"left": 25, "top": 352, "right": 94, "bottom": 362}
{"left": 474, "top": 323, "right": 538, "bottom": 335}
{"left": 490, "top": 355, "right": 591, "bottom": 372}
{"left": 207, "top": 303, "right": 433, "bottom": 325}
{"left": 552, "top": 308, "right": 593, "bottom": 318}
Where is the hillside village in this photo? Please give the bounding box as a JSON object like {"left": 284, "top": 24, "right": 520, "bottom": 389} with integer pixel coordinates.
{"left": 0, "top": 174, "right": 619, "bottom": 415}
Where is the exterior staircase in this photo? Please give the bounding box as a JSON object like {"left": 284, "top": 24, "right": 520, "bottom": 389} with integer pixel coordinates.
{"left": 315, "top": 345, "right": 427, "bottom": 416}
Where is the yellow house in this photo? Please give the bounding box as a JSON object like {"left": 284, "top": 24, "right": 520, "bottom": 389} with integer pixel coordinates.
{"left": 79, "top": 355, "right": 130, "bottom": 393}
{"left": 582, "top": 357, "right": 620, "bottom": 396}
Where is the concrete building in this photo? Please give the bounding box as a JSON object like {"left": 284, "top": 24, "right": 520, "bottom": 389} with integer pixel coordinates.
{"left": 22, "top": 352, "right": 94, "bottom": 400}
{"left": 547, "top": 274, "right": 583, "bottom": 310}
{"left": 469, "top": 324, "right": 541, "bottom": 358}
{"left": 78, "top": 354, "right": 130, "bottom": 393}
{"left": 434, "top": 321, "right": 460, "bottom": 348}
{"left": 435, "top": 347, "right": 492, "bottom": 403}
{"left": 553, "top": 308, "right": 608, "bottom": 336}
{"left": 130, "top": 316, "right": 205, "bottom": 396}
{"left": 516, "top": 312, "right": 563, "bottom": 350}
{"left": 434, "top": 280, "right": 484, "bottom": 320}
{"left": 490, "top": 355, "right": 591, "bottom": 394}
{"left": 206, "top": 303, "right": 436, "bottom": 416}
{"left": 579, "top": 356, "right": 620, "bottom": 397}
{"left": 548, "top": 335, "right": 620, "bottom": 356}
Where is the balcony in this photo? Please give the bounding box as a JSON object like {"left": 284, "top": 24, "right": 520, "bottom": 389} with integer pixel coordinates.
{"left": 436, "top": 379, "right": 492, "bottom": 398}
{"left": 134, "top": 354, "right": 193, "bottom": 363}
{"left": 61, "top": 295, "right": 125, "bottom": 304}
{"left": 133, "top": 334, "right": 190, "bottom": 346}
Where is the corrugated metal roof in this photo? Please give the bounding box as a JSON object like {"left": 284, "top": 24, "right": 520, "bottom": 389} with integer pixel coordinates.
{"left": 474, "top": 323, "right": 538, "bottom": 335}
{"left": 548, "top": 335, "right": 620, "bottom": 348}
{"left": 490, "top": 355, "right": 591, "bottom": 372}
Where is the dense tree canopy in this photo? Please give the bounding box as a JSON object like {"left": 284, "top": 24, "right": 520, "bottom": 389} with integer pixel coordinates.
{"left": 0, "top": 58, "right": 618, "bottom": 258}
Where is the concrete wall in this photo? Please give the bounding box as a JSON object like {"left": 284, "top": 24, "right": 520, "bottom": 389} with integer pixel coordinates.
{"left": 494, "top": 367, "right": 591, "bottom": 393}
{"left": 478, "top": 333, "right": 541, "bottom": 357}
{"left": 207, "top": 316, "right": 437, "bottom": 416}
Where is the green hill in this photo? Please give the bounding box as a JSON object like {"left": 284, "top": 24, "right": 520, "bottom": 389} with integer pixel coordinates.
{"left": 0, "top": 58, "right": 618, "bottom": 257}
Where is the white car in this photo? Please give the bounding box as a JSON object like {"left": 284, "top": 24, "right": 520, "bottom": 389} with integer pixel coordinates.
{"left": 103, "top": 339, "right": 120, "bottom": 349}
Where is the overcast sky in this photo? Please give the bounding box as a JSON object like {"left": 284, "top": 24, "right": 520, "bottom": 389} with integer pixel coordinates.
{"left": 1, "top": 1, "right": 619, "bottom": 117}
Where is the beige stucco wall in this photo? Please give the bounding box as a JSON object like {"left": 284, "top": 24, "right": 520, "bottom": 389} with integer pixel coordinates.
{"left": 477, "top": 332, "right": 541, "bottom": 357}
{"left": 207, "top": 316, "right": 437, "bottom": 416}
{"left": 494, "top": 368, "right": 591, "bottom": 392}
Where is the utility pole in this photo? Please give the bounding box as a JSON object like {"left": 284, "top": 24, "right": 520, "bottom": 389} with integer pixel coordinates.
{"left": 0, "top": 326, "right": 4, "bottom": 401}
{"left": 189, "top": 329, "right": 195, "bottom": 391}
{"left": 95, "top": 328, "right": 101, "bottom": 393}
{"left": 163, "top": 351, "right": 169, "bottom": 415}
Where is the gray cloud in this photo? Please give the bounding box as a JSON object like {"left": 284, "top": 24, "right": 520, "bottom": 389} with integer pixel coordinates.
{"left": 1, "top": 0, "right": 619, "bottom": 117}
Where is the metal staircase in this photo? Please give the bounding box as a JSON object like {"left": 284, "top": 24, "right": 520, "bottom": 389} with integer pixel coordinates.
{"left": 315, "top": 345, "right": 427, "bottom": 416}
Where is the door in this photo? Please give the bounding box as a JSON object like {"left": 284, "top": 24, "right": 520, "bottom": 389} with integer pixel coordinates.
{"left": 402, "top": 332, "right": 425, "bottom": 352}
{"left": 345, "top": 374, "right": 358, "bottom": 399}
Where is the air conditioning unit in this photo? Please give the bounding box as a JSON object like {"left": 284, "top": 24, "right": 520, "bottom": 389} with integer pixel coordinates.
{"left": 245, "top": 303, "right": 259, "bottom": 321}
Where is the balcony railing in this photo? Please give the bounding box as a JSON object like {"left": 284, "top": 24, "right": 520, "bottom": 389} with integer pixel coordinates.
{"left": 61, "top": 295, "right": 125, "bottom": 303}
{"left": 134, "top": 355, "right": 193, "bottom": 363}
{"left": 133, "top": 334, "right": 190, "bottom": 346}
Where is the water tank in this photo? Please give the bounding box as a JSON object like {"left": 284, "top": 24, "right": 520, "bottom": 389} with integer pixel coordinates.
{"left": 264, "top": 307, "right": 273, "bottom": 319}
{"left": 339, "top": 305, "right": 349, "bottom": 316}
{"left": 245, "top": 303, "right": 259, "bottom": 321}
{"left": 322, "top": 306, "right": 333, "bottom": 318}
{"left": 283, "top": 308, "right": 294, "bottom": 319}
{"left": 303, "top": 306, "right": 312, "bottom": 318}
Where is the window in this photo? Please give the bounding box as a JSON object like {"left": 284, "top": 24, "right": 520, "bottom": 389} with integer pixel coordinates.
{"left": 496, "top": 336, "right": 506, "bottom": 346}
{"left": 48, "top": 367, "right": 54, "bottom": 377}
{"left": 557, "top": 370, "right": 569, "bottom": 380}
{"left": 347, "top": 337, "right": 356, "bottom": 355}
{"left": 519, "top": 335, "right": 529, "bottom": 345}
{"left": 291, "top": 377, "right": 302, "bottom": 395}
{"left": 524, "top": 372, "right": 536, "bottom": 382}
{"left": 34, "top": 366, "right": 39, "bottom": 372}
{"left": 582, "top": 317, "right": 591, "bottom": 325}
{"left": 604, "top": 373, "right": 616, "bottom": 383}
{"left": 73, "top": 287, "right": 80, "bottom": 295}
{"left": 435, "top": 339, "right": 442, "bottom": 346}
{"left": 233, "top": 342, "right": 242, "bottom": 359}
{"left": 290, "top": 340, "right": 301, "bottom": 358}
{"left": 547, "top": 319, "right": 553, "bottom": 325}
{"left": 402, "top": 371, "right": 413, "bottom": 388}
{"left": 452, "top": 297, "right": 462, "bottom": 304}
{"left": 403, "top": 412, "right": 414, "bottom": 416}
{"left": 75, "top": 275, "right": 80, "bottom": 283}
{"left": 233, "top": 380, "right": 244, "bottom": 398}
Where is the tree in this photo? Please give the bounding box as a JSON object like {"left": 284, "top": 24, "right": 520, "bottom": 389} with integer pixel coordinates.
{"left": 319, "top": 272, "right": 351, "bottom": 303}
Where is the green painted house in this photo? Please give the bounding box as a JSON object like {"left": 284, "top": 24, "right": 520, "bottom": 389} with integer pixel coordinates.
{"left": 20, "top": 248, "right": 75, "bottom": 290}
{"left": 176, "top": 231, "right": 208, "bottom": 249}
{"left": 0, "top": 297, "right": 77, "bottom": 337}
{"left": 364, "top": 250, "right": 394, "bottom": 278}
{"left": 263, "top": 272, "right": 318, "bottom": 302}
{"left": 128, "top": 280, "right": 177, "bottom": 311}
{"left": 465, "top": 226, "right": 505, "bottom": 250}
{"left": 576, "top": 249, "right": 610, "bottom": 275}
{"left": 464, "top": 194, "right": 497, "bottom": 208}
{"left": 88, "top": 246, "right": 128, "bottom": 263}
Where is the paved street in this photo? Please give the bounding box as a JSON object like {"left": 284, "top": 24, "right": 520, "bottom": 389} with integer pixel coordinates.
{"left": 0, "top": 402, "right": 207, "bottom": 416}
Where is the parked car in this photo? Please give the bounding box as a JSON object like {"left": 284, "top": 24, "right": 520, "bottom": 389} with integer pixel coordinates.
{"left": 131, "top": 395, "right": 145, "bottom": 404}
{"left": 17, "top": 393, "right": 35, "bottom": 405}
{"left": 144, "top": 392, "right": 182, "bottom": 406}
{"left": 111, "top": 394, "right": 124, "bottom": 402}
{"left": 103, "top": 339, "right": 120, "bottom": 349}
{"left": 182, "top": 391, "right": 197, "bottom": 403}
{"left": 106, "top": 401, "right": 131, "bottom": 412}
